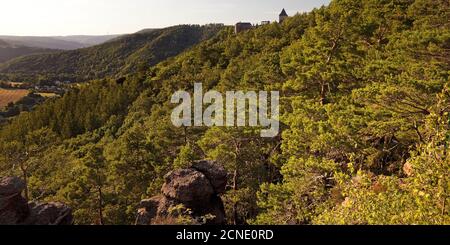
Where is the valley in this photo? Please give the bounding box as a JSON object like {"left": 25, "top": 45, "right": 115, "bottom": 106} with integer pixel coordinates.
{"left": 0, "top": 39, "right": 58, "bottom": 63}
{"left": 0, "top": 25, "right": 225, "bottom": 83}
{"left": 0, "top": 34, "right": 121, "bottom": 50}
{"left": 0, "top": 35, "right": 121, "bottom": 64}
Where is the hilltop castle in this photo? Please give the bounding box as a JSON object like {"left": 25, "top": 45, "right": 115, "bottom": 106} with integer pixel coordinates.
{"left": 279, "top": 8, "right": 288, "bottom": 23}
{"left": 234, "top": 22, "right": 253, "bottom": 34}
{"left": 235, "top": 9, "right": 289, "bottom": 34}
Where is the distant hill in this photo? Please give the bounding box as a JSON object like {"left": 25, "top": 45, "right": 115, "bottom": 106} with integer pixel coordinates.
{"left": 0, "top": 35, "right": 121, "bottom": 50}
{"left": 0, "top": 25, "right": 225, "bottom": 83}
{"left": 50, "top": 35, "right": 122, "bottom": 47}
{"left": 0, "top": 39, "right": 58, "bottom": 63}
{"left": 135, "top": 28, "right": 158, "bottom": 34}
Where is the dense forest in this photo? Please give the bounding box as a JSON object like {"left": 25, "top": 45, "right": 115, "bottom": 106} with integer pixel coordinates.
{"left": 0, "top": 0, "right": 449, "bottom": 225}
{"left": 0, "top": 25, "right": 224, "bottom": 83}
{"left": 0, "top": 39, "right": 58, "bottom": 63}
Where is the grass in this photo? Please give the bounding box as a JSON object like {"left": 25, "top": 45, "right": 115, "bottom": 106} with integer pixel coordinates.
{"left": 0, "top": 81, "right": 23, "bottom": 87}
{"left": 8, "top": 82, "right": 24, "bottom": 87}
{"left": 37, "top": 92, "right": 58, "bottom": 98}
{"left": 0, "top": 88, "right": 30, "bottom": 109}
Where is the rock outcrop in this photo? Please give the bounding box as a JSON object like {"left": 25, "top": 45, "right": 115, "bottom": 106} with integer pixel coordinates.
{"left": 25, "top": 202, "right": 73, "bottom": 225}
{"left": 0, "top": 176, "right": 73, "bottom": 225}
{"left": 0, "top": 177, "right": 29, "bottom": 224}
{"left": 136, "top": 160, "right": 228, "bottom": 225}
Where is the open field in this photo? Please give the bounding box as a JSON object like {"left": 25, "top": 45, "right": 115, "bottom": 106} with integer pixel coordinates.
{"left": 0, "top": 81, "right": 23, "bottom": 86}
{"left": 36, "top": 92, "right": 58, "bottom": 98}
{"left": 9, "top": 82, "right": 24, "bottom": 87}
{"left": 0, "top": 88, "right": 29, "bottom": 108}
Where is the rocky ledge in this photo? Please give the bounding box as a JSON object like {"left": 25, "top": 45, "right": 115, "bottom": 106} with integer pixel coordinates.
{"left": 0, "top": 176, "right": 73, "bottom": 225}
{"left": 136, "top": 160, "right": 228, "bottom": 225}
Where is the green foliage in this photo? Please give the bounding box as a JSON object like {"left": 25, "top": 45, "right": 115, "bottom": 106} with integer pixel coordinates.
{"left": 0, "top": 25, "right": 224, "bottom": 83}
{"left": 0, "top": 0, "right": 449, "bottom": 225}
{"left": 198, "top": 127, "right": 279, "bottom": 224}
{"left": 0, "top": 77, "right": 143, "bottom": 140}
{"left": 315, "top": 85, "right": 449, "bottom": 224}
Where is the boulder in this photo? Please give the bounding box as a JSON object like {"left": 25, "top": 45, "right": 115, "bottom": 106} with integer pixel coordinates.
{"left": 0, "top": 193, "right": 29, "bottom": 225}
{"left": 26, "top": 202, "right": 73, "bottom": 225}
{"left": 155, "top": 196, "right": 179, "bottom": 217}
{"left": 196, "top": 195, "right": 226, "bottom": 224}
{"left": 135, "top": 196, "right": 163, "bottom": 225}
{"left": 191, "top": 160, "right": 227, "bottom": 194}
{"left": 0, "top": 177, "right": 26, "bottom": 195}
{"left": 137, "top": 160, "right": 228, "bottom": 225}
{"left": 0, "top": 177, "right": 29, "bottom": 224}
{"left": 162, "top": 169, "right": 214, "bottom": 206}
{"left": 0, "top": 176, "right": 73, "bottom": 225}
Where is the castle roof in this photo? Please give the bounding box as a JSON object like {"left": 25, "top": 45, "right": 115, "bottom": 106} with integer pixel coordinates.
{"left": 280, "top": 8, "right": 288, "bottom": 17}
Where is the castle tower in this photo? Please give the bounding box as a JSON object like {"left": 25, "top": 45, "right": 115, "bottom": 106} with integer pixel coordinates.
{"left": 279, "top": 8, "right": 288, "bottom": 23}
{"left": 235, "top": 22, "right": 253, "bottom": 34}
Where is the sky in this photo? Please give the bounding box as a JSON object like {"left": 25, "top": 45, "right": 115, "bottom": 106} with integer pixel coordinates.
{"left": 0, "top": 0, "right": 331, "bottom": 36}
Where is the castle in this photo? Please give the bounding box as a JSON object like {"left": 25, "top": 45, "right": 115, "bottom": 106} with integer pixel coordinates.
{"left": 235, "top": 9, "right": 289, "bottom": 34}
{"left": 279, "top": 8, "right": 288, "bottom": 23}
{"left": 234, "top": 22, "right": 253, "bottom": 34}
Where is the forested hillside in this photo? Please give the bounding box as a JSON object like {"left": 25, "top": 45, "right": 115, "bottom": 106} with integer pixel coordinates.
{"left": 0, "top": 0, "right": 449, "bottom": 225}
{"left": 0, "top": 25, "right": 224, "bottom": 83}
{"left": 0, "top": 39, "right": 57, "bottom": 63}
{"left": 0, "top": 35, "right": 90, "bottom": 50}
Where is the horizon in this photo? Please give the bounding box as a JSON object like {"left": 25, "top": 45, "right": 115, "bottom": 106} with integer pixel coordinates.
{"left": 1, "top": 0, "right": 330, "bottom": 36}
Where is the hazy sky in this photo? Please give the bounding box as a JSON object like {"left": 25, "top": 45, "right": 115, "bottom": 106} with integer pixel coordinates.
{"left": 1, "top": 0, "right": 331, "bottom": 36}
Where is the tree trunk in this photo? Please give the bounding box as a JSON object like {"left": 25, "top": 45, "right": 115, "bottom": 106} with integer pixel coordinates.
{"left": 232, "top": 169, "right": 238, "bottom": 225}
{"left": 20, "top": 162, "right": 29, "bottom": 201}
{"left": 98, "top": 187, "right": 104, "bottom": 225}
{"left": 232, "top": 141, "right": 242, "bottom": 225}
{"left": 320, "top": 83, "right": 327, "bottom": 105}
